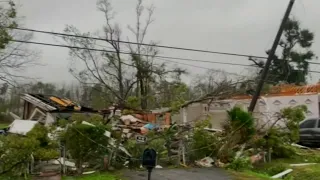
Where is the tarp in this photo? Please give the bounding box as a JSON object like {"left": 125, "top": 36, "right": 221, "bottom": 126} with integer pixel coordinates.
{"left": 8, "top": 120, "right": 38, "bottom": 135}
{"left": 143, "top": 123, "right": 155, "bottom": 130}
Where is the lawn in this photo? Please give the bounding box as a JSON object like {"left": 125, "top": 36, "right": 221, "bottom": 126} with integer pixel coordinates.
{"left": 0, "top": 123, "right": 9, "bottom": 129}
{"left": 63, "top": 172, "right": 117, "bottom": 180}
{"left": 230, "top": 170, "right": 272, "bottom": 180}
{"left": 231, "top": 160, "right": 320, "bottom": 180}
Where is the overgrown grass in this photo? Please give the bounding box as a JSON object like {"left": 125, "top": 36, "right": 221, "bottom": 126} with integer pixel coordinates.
{"left": 0, "top": 123, "right": 9, "bottom": 129}
{"left": 63, "top": 172, "right": 117, "bottom": 180}
{"left": 289, "top": 164, "right": 320, "bottom": 180}
{"left": 229, "top": 170, "right": 271, "bottom": 180}
{"left": 230, "top": 147, "right": 320, "bottom": 180}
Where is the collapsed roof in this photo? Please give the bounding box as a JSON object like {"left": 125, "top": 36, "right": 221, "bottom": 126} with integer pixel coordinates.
{"left": 21, "top": 93, "right": 97, "bottom": 113}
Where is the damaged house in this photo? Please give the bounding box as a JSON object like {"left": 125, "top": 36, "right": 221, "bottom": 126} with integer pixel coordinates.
{"left": 20, "top": 93, "right": 98, "bottom": 125}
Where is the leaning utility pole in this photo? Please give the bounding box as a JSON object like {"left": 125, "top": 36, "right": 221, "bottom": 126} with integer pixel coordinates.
{"left": 248, "top": 0, "right": 295, "bottom": 112}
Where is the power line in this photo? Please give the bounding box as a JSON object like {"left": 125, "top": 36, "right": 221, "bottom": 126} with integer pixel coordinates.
{"left": 11, "top": 39, "right": 255, "bottom": 68}
{"left": 8, "top": 39, "right": 308, "bottom": 85}
{"left": 11, "top": 39, "right": 320, "bottom": 75}
{"left": 7, "top": 26, "right": 320, "bottom": 66}
{"left": 7, "top": 26, "right": 268, "bottom": 59}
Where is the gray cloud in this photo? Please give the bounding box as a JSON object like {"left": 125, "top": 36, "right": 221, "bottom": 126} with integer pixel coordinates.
{"left": 13, "top": 0, "right": 320, "bottom": 84}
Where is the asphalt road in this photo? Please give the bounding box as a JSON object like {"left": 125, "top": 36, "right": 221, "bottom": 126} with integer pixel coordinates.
{"left": 123, "top": 168, "right": 231, "bottom": 180}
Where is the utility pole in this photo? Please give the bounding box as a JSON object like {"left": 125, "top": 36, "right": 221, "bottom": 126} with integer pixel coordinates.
{"left": 248, "top": 0, "right": 295, "bottom": 112}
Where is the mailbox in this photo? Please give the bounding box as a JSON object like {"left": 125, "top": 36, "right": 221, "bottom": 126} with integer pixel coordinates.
{"left": 142, "top": 148, "right": 157, "bottom": 169}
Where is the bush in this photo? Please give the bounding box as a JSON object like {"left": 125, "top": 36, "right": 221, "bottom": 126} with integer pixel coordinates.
{"left": 254, "top": 163, "right": 289, "bottom": 176}
{"left": 63, "top": 123, "right": 109, "bottom": 174}
{"left": 0, "top": 135, "right": 38, "bottom": 177}
{"left": 189, "top": 120, "right": 219, "bottom": 161}
{"left": 272, "top": 144, "right": 297, "bottom": 159}
{"left": 27, "top": 124, "right": 60, "bottom": 161}
{"left": 227, "top": 157, "right": 252, "bottom": 171}
{"left": 57, "top": 119, "right": 68, "bottom": 128}
{"left": 225, "top": 107, "right": 255, "bottom": 143}
{"left": 217, "top": 107, "right": 256, "bottom": 163}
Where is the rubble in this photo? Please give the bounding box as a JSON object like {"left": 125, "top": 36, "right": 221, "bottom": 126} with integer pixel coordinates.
{"left": 250, "top": 152, "right": 266, "bottom": 164}
{"left": 195, "top": 157, "right": 214, "bottom": 167}
{"left": 112, "top": 112, "right": 171, "bottom": 139}
{"left": 8, "top": 120, "right": 38, "bottom": 135}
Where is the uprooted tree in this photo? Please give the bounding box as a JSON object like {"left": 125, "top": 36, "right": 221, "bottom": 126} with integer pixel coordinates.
{"left": 0, "top": 1, "right": 38, "bottom": 85}
{"left": 62, "top": 0, "right": 184, "bottom": 110}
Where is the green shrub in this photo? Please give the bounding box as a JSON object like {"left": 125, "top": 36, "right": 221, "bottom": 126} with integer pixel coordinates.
{"left": 227, "top": 157, "right": 252, "bottom": 171}
{"left": 226, "top": 107, "right": 255, "bottom": 143}
{"left": 257, "top": 163, "right": 289, "bottom": 176}
{"left": 272, "top": 144, "right": 297, "bottom": 159}
{"left": 63, "top": 123, "right": 109, "bottom": 174}
{"left": 58, "top": 119, "right": 68, "bottom": 128}
{"left": 189, "top": 120, "right": 219, "bottom": 161}
{"left": 0, "top": 135, "right": 38, "bottom": 177}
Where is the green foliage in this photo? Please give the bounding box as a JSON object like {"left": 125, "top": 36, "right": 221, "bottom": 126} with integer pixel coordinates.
{"left": 0, "top": 124, "right": 61, "bottom": 176}
{"left": 26, "top": 124, "right": 59, "bottom": 161}
{"left": 290, "top": 164, "right": 320, "bottom": 180}
{"left": 226, "top": 107, "right": 255, "bottom": 143}
{"left": 63, "top": 172, "right": 116, "bottom": 180}
{"left": 168, "top": 82, "right": 189, "bottom": 113}
{"left": 63, "top": 123, "right": 109, "bottom": 174}
{"left": 254, "top": 162, "right": 289, "bottom": 176}
{"left": 33, "top": 148, "right": 59, "bottom": 161}
{"left": 70, "top": 113, "right": 104, "bottom": 126}
{"left": 281, "top": 105, "right": 307, "bottom": 143}
{"left": 261, "top": 18, "right": 316, "bottom": 85}
{"left": 0, "top": 1, "right": 17, "bottom": 49}
{"left": 58, "top": 119, "right": 68, "bottom": 128}
{"left": 255, "top": 105, "right": 307, "bottom": 159}
{"left": 0, "top": 135, "right": 38, "bottom": 177}
{"left": 27, "top": 124, "right": 50, "bottom": 146}
{"left": 227, "top": 157, "right": 252, "bottom": 171}
{"left": 189, "top": 120, "right": 219, "bottom": 161}
{"left": 126, "top": 96, "right": 141, "bottom": 109}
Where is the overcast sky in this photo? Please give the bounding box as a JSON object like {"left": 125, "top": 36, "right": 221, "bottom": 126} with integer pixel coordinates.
{"left": 12, "top": 0, "right": 320, "bottom": 84}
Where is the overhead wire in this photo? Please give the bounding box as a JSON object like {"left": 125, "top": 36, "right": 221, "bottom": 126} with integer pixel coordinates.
{"left": 6, "top": 26, "right": 268, "bottom": 59}
{"left": 10, "top": 39, "right": 255, "bottom": 68}
{"left": 5, "top": 26, "right": 320, "bottom": 67}
{"left": 10, "top": 39, "right": 320, "bottom": 75}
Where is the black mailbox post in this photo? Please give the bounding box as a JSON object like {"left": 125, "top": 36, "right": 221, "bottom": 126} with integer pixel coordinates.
{"left": 142, "top": 148, "right": 157, "bottom": 180}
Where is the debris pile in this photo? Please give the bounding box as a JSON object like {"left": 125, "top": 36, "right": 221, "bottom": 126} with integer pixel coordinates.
{"left": 112, "top": 113, "right": 171, "bottom": 138}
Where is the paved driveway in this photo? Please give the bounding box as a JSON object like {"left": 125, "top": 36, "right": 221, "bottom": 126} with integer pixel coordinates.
{"left": 123, "top": 168, "right": 231, "bottom": 180}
